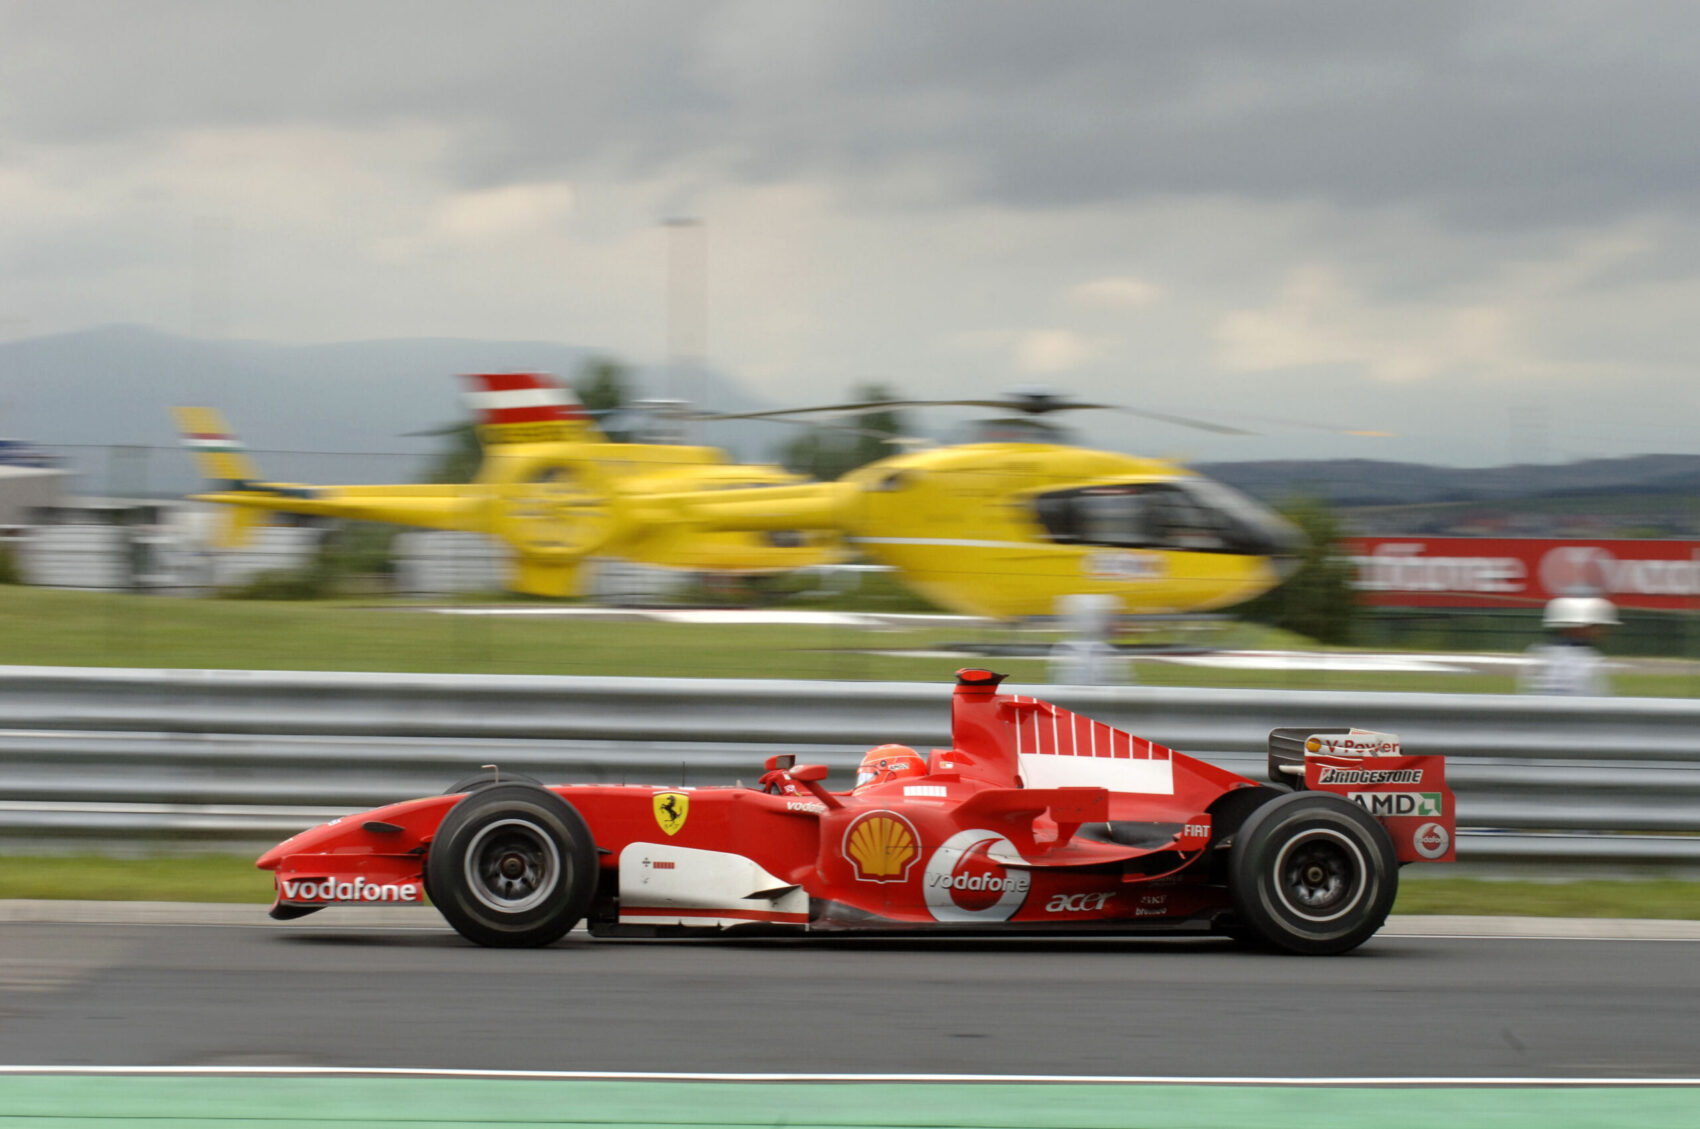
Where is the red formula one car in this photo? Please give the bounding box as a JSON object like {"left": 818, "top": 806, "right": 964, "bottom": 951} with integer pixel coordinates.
{"left": 258, "top": 670, "right": 1455, "bottom": 955}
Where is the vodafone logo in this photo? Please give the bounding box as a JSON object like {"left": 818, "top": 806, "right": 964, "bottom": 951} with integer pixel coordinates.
{"left": 1354, "top": 543, "right": 1526, "bottom": 594}
{"left": 279, "top": 877, "right": 420, "bottom": 903}
{"left": 1539, "top": 545, "right": 1700, "bottom": 599}
{"left": 1538, "top": 546, "right": 1613, "bottom": 597}
{"left": 1413, "top": 822, "right": 1451, "bottom": 860}
{"left": 1348, "top": 538, "right": 1700, "bottom": 609}
{"left": 922, "top": 829, "right": 1031, "bottom": 923}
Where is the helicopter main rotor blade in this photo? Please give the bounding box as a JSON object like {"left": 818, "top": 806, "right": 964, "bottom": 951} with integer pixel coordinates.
{"left": 692, "top": 393, "right": 1256, "bottom": 435}
{"left": 693, "top": 396, "right": 1137, "bottom": 420}
{"left": 1111, "top": 407, "right": 1256, "bottom": 436}
{"left": 720, "top": 413, "right": 913, "bottom": 443}
{"left": 1203, "top": 409, "right": 1395, "bottom": 437}
{"left": 689, "top": 399, "right": 969, "bottom": 421}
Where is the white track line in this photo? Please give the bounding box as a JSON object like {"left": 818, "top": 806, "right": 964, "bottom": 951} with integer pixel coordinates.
{"left": 0, "top": 1067, "right": 1698, "bottom": 1086}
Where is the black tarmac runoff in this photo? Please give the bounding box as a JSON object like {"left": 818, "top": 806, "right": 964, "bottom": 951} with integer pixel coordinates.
{"left": 2, "top": 913, "right": 1699, "bottom": 1078}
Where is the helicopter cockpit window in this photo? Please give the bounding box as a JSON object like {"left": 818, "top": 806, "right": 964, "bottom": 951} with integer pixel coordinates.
{"left": 1143, "top": 486, "right": 1226, "bottom": 550}
{"left": 1034, "top": 485, "right": 1151, "bottom": 547}
{"left": 1080, "top": 490, "right": 1147, "bottom": 546}
{"left": 1033, "top": 484, "right": 1229, "bottom": 551}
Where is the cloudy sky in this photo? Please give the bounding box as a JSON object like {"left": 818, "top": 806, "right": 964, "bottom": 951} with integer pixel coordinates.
{"left": 6, "top": 1, "right": 1700, "bottom": 466}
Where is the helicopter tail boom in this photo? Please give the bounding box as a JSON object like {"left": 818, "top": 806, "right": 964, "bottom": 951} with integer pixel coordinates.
{"left": 671, "top": 480, "right": 858, "bottom": 533}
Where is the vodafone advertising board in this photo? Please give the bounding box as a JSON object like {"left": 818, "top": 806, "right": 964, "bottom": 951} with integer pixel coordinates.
{"left": 1344, "top": 538, "right": 1700, "bottom": 610}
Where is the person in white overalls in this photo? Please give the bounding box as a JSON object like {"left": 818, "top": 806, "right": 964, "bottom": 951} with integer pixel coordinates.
{"left": 1519, "top": 596, "right": 1618, "bottom": 696}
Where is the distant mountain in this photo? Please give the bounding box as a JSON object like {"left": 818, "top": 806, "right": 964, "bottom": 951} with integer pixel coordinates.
{"left": 7, "top": 327, "right": 1697, "bottom": 514}
{"left": 1197, "top": 455, "right": 1700, "bottom": 509}
{"left": 0, "top": 325, "right": 785, "bottom": 494}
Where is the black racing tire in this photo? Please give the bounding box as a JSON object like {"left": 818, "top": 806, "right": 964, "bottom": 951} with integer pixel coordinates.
{"left": 442, "top": 771, "right": 543, "bottom": 795}
{"left": 426, "top": 784, "right": 597, "bottom": 948}
{"left": 1227, "top": 791, "right": 1398, "bottom": 956}
{"left": 425, "top": 773, "right": 546, "bottom": 909}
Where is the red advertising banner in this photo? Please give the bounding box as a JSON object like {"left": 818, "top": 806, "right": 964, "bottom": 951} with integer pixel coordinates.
{"left": 1341, "top": 538, "right": 1700, "bottom": 611}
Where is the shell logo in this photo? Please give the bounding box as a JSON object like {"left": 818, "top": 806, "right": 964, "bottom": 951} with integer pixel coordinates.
{"left": 843, "top": 811, "right": 920, "bottom": 882}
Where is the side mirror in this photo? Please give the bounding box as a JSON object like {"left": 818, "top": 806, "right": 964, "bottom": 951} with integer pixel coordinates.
{"left": 764, "top": 753, "right": 796, "bottom": 772}
{"left": 787, "top": 762, "right": 841, "bottom": 809}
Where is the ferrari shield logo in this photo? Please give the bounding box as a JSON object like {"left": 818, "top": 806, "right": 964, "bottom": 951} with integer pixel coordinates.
{"left": 653, "top": 791, "right": 689, "bottom": 837}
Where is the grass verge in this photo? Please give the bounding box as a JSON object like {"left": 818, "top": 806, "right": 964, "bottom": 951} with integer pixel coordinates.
{"left": 0, "top": 855, "right": 275, "bottom": 903}
{"left": 5, "top": 855, "right": 1700, "bottom": 919}
{"left": 3, "top": 585, "right": 1699, "bottom": 693}
{"left": 1393, "top": 876, "right": 1700, "bottom": 919}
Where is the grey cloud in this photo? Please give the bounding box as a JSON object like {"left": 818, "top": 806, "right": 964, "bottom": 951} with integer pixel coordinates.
{"left": 2, "top": 3, "right": 717, "bottom": 162}
{"left": 7, "top": 2, "right": 1700, "bottom": 227}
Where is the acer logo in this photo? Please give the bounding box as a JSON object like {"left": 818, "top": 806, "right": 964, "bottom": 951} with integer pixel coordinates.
{"left": 1045, "top": 892, "right": 1113, "bottom": 913}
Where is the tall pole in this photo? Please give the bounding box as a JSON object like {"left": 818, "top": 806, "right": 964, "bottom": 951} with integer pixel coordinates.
{"left": 663, "top": 218, "right": 705, "bottom": 429}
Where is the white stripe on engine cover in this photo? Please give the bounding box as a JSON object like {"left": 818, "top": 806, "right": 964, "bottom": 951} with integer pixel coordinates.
{"left": 1018, "top": 752, "right": 1175, "bottom": 794}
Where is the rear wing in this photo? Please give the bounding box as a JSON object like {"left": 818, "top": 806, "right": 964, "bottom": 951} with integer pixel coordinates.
{"left": 1268, "top": 726, "right": 1455, "bottom": 864}
{"left": 1268, "top": 727, "right": 1401, "bottom": 779}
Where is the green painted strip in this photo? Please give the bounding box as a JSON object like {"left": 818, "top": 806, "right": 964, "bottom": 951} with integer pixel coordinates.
{"left": 1, "top": 1078, "right": 1698, "bottom": 1128}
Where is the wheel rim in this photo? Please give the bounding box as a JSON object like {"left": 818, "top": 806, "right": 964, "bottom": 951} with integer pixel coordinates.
{"left": 463, "top": 818, "right": 562, "bottom": 913}
{"left": 1270, "top": 827, "right": 1368, "bottom": 923}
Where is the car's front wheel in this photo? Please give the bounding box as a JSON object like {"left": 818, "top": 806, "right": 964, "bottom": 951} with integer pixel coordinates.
{"left": 442, "top": 770, "right": 543, "bottom": 795}
{"left": 426, "top": 784, "right": 596, "bottom": 948}
{"left": 1227, "top": 792, "right": 1397, "bottom": 955}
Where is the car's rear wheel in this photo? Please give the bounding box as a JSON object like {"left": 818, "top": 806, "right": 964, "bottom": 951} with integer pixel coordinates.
{"left": 426, "top": 784, "right": 596, "bottom": 948}
{"left": 1227, "top": 791, "right": 1397, "bottom": 955}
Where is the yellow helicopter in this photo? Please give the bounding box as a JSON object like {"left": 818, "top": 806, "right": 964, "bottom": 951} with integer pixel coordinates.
{"left": 659, "top": 389, "right": 1306, "bottom": 619}
{"left": 174, "top": 373, "right": 840, "bottom": 597}
{"left": 178, "top": 379, "right": 1304, "bottom": 618}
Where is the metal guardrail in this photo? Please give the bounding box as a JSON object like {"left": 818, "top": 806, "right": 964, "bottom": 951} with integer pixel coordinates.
{"left": 3, "top": 665, "right": 1700, "bottom": 867}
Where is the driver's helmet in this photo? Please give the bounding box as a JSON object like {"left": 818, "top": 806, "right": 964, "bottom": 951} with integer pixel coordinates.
{"left": 854, "top": 744, "right": 926, "bottom": 792}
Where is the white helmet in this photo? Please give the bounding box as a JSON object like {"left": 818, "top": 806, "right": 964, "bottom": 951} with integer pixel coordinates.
{"left": 1543, "top": 596, "right": 1619, "bottom": 629}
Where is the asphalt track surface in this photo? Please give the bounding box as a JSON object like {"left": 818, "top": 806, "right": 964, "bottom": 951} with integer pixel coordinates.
{"left": 4, "top": 912, "right": 1700, "bottom": 1079}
